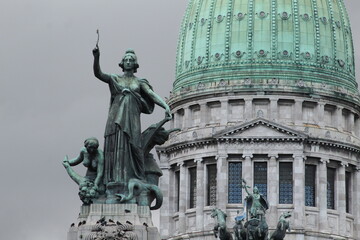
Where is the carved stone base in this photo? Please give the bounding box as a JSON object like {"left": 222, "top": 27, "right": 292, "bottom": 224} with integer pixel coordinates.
{"left": 67, "top": 204, "right": 160, "bottom": 240}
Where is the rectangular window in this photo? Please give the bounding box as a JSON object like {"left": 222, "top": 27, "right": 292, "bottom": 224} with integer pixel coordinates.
{"left": 189, "top": 167, "right": 197, "bottom": 209}
{"left": 254, "top": 162, "right": 268, "bottom": 200}
{"left": 207, "top": 165, "right": 217, "bottom": 206}
{"left": 279, "top": 162, "right": 293, "bottom": 204}
{"left": 346, "top": 171, "right": 351, "bottom": 213}
{"left": 327, "top": 168, "right": 336, "bottom": 209}
{"left": 175, "top": 171, "right": 180, "bottom": 212}
{"left": 305, "top": 165, "right": 316, "bottom": 207}
{"left": 228, "top": 162, "right": 242, "bottom": 203}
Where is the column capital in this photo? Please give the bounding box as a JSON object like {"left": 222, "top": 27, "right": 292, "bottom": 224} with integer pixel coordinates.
{"left": 356, "top": 166, "right": 360, "bottom": 172}
{"left": 268, "top": 153, "right": 279, "bottom": 159}
{"left": 340, "top": 161, "right": 349, "bottom": 168}
{"left": 216, "top": 154, "right": 228, "bottom": 160}
{"left": 177, "top": 162, "right": 185, "bottom": 167}
{"left": 194, "top": 158, "right": 203, "bottom": 164}
{"left": 292, "top": 154, "right": 306, "bottom": 160}
{"left": 320, "top": 158, "right": 330, "bottom": 164}
{"left": 242, "top": 153, "right": 253, "bottom": 159}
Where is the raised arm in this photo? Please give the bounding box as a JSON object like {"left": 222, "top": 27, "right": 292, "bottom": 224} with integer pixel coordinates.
{"left": 141, "top": 82, "right": 172, "bottom": 120}
{"left": 92, "top": 48, "right": 112, "bottom": 83}
{"left": 64, "top": 149, "right": 85, "bottom": 167}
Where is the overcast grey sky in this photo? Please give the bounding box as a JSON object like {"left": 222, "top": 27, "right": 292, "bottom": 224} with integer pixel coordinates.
{"left": 0, "top": 1, "right": 359, "bottom": 239}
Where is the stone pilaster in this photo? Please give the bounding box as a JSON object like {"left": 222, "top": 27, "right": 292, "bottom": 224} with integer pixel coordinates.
{"left": 195, "top": 158, "right": 204, "bottom": 231}
{"left": 335, "top": 107, "right": 343, "bottom": 132}
{"left": 184, "top": 106, "right": 191, "bottom": 130}
{"left": 244, "top": 98, "right": 252, "bottom": 121}
{"left": 293, "top": 154, "right": 305, "bottom": 230}
{"left": 354, "top": 167, "right": 360, "bottom": 238}
{"left": 318, "top": 158, "right": 329, "bottom": 233}
{"left": 242, "top": 154, "right": 253, "bottom": 199}
{"left": 338, "top": 162, "right": 347, "bottom": 236}
{"left": 159, "top": 165, "right": 171, "bottom": 238}
{"left": 294, "top": 100, "right": 303, "bottom": 125}
{"left": 178, "top": 162, "right": 187, "bottom": 233}
{"left": 220, "top": 100, "right": 228, "bottom": 126}
{"left": 200, "top": 102, "right": 208, "bottom": 128}
{"left": 268, "top": 154, "right": 279, "bottom": 229}
{"left": 349, "top": 112, "right": 355, "bottom": 134}
{"left": 216, "top": 154, "right": 228, "bottom": 210}
{"left": 317, "top": 102, "right": 325, "bottom": 127}
{"left": 270, "top": 98, "right": 278, "bottom": 121}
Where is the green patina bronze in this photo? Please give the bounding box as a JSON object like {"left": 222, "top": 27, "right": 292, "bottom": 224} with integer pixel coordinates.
{"left": 63, "top": 137, "right": 104, "bottom": 205}
{"left": 63, "top": 46, "right": 173, "bottom": 208}
{"left": 171, "top": 0, "right": 359, "bottom": 105}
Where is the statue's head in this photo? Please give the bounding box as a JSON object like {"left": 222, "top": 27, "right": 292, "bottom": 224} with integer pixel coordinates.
{"left": 84, "top": 137, "right": 99, "bottom": 154}
{"left": 253, "top": 186, "right": 259, "bottom": 194}
{"left": 119, "top": 49, "right": 139, "bottom": 73}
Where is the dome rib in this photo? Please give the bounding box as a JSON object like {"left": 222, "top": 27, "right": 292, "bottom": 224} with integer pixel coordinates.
{"left": 172, "top": 0, "right": 359, "bottom": 105}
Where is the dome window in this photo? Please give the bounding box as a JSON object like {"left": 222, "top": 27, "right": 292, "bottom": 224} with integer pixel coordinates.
{"left": 336, "top": 21, "right": 341, "bottom": 29}
{"left": 281, "top": 12, "right": 290, "bottom": 20}
{"left": 302, "top": 52, "right": 312, "bottom": 60}
{"left": 214, "top": 53, "right": 223, "bottom": 61}
{"left": 257, "top": 49, "right": 268, "bottom": 57}
{"left": 321, "top": 17, "right": 328, "bottom": 24}
{"left": 258, "top": 11, "right": 268, "bottom": 19}
{"left": 234, "top": 50, "right": 244, "bottom": 58}
{"left": 322, "top": 56, "right": 330, "bottom": 64}
{"left": 200, "top": 18, "right": 207, "bottom": 26}
{"left": 216, "top": 15, "right": 224, "bottom": 23}
{"left": 302, "top": 13, "right": 310, "bottom": 21}
{"left": 236, "top": 12, "right": 245, "bottom": 21}
{"left": 197, "top": 56, "right": 204, "bottom": 65}
{"left": 338, "top": 59, "right": 345, "bottom": 67}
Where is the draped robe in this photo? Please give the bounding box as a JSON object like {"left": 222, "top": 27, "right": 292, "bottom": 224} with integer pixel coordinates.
{"left": 103, "top": 75, "right": 154, "bottom": 184}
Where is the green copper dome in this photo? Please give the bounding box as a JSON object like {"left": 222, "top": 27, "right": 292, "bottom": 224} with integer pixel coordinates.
{"left": 172, "top": 0, "right": 359, "bottom": 104}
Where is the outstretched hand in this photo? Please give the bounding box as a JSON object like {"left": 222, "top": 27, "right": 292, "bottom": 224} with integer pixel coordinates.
{"left": 92, "top": 47, "right": 100, "bottom": 57}
{"left": 62, "top": 155, "right": 70, "bottom": 168}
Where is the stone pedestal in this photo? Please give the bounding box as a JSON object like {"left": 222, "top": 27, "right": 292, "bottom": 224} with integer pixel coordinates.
{"left": 67, "top": 204, "right": 160, "bottom": 240}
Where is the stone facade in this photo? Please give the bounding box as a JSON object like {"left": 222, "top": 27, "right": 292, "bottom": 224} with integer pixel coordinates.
{"left": 158, "top": 93, "right": 360, "bottom": 240}
{"left": 159, "top": 0, "right": 360, "bottom": 239}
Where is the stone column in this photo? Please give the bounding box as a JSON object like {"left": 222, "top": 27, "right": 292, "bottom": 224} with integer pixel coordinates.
{"left": 293, "top": 154, "right": 305, "bottom": 230}
{"left": 268, "top": 154, "right": 279, "bottom": 229}
{"left": 184, "top": 106, "right": 191, "bottom": 130}
{"left": 178, "top": 162, "right": 187, "bottom": 233}
{"left": 349, "top": 112, "right": 355, "bottom": 134}
{"left": 200, "top": 102, "right": 208, "bottom": 128}
{"left": 318, "top": 158, "right": 329, "bottom": 233}
{"left": 335, "top": 107, "right": 343, "bottom": 132}
{"left": 195, "top": 158, "right": 204, "bottom": 231}
{"left": 242, "top": 154, "right": 253, "bottom": 199}
{"left": 270, "top": 98, "right": 278, "bottom": 121}
{"left": 216, "top": 154, "right": 228, "bottom": 210}
{"left": 317, "top": 102, "right": 325, "bottom": 127}
{"left": 159, "top": 164, "right": 171, "bottom": 237}
{"left": 220, "top": 100, "right": 228, "bottom": 126}
{"left": 354, "top": 168, "right": 360, "bottom": 238}
{"left": 173, "top": 109, "right": 179, "bottom": 129}
{"left": 294, "top": 100, "right": 303, "bottom": 125}
{"left": 244, "top": 98, "right": 252, "bottom": 121}
{"left": 338, "top": 162, "right": 347, "bottom": 236}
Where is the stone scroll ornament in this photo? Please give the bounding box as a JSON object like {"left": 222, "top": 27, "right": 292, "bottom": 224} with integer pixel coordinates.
{"left": 63, "top": 30, "right": 175, "bottom": 209}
